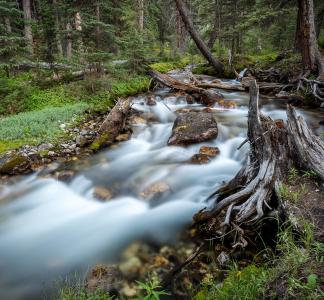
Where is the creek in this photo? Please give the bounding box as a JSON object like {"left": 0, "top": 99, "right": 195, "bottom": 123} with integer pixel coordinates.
{"left": 0, "top": 71, "right": 322, "bottom": 299}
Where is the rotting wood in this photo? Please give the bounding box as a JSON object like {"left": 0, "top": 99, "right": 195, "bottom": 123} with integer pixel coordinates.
{"left": 193, "top": 80, "right": 324, "bottom": 248}
{"left": 148, "top": 69, "right": 223, "bottom": 106}
{"left": 93, "top": 98, "right": 131, "bottom": 149}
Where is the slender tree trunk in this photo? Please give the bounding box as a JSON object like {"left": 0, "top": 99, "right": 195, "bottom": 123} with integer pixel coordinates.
{"left": 95, "top": 1, "right": 100, "bottom": 48}
{"left": 138, "top": 0, "right": 144, "bottom": 32}
{"left": 4, "top": 17, "right": 12, "bottom": 33}
{"left": 22, "top": 0, "right": 34, "bottom": 55}
{"left": 174, "top": 0, "right": 224, "bottom": 74}
{"left": 297, "top": 0, "right": 324, "bottom": 77}
{"left": 52, "top": 0, "right": 63, "bottom": 57}
{"left": 75, "top": 11, "right": 84, "bottom": 61}
{"left": 176, "top": 6, "right": 188, "bottom": 55}
{"left": 207, "top": 0, "right": 220, "bottom": 50}
{"left": 66, "top": 22, "right": 72, "bottom": 59}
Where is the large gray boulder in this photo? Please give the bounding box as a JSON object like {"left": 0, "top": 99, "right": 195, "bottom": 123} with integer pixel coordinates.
{"left": 168, "top": 112, "right": 218, "bottom": 146}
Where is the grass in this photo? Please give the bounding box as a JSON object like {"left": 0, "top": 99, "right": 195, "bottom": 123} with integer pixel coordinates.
{"left": 0, "top": 103, "right": 88, "bottom": 151}
{"left": 193, "top": 221, "right": 323, "bottom": 300}
{"left": 278, "top": 183, "right": 308, "bottom": 204}
{"left": 58, "top": 285, "right": 113, "bottom": 300}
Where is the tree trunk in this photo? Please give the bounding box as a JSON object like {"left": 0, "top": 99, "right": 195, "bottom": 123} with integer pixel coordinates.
{"left": 176, "top": 7, "right": 188, "bottom": 55}
{"left": 4, "top": 17, "right": 12, "bottom": 33}
{"left": 207, "top": 0, "right": 220, "bottom": 50}
{"left": 52, "top": 0, "right": 63, "bottom": 57}
{"left": 95, "top": 1, "right": 100, "bottom": 48}
{"left": 138, "top": 0, "right": 144, "bottom": 32}
{"left": 22, "top": 0, "right": 34, "bottom": 56}
{"left": 194, "top": 80, "right": 324, "bottom": 247}
{"left": 297, "top": 0, "right": 324, "bottom": 77}
{"left": 174, "top": 0, "right": 224, "bottom": 74}
{"left": 66, "top": 22, "right": 72, "bottom": 59}
{"left": 75, "top": 11, "right": 84, "bottom": 59}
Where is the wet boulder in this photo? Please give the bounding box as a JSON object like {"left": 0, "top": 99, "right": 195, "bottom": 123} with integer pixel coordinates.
{"left": 146, "top": 95, "right": 157, "bottom": 106}
{"left": 191, "top": 153, "right": 210, "bottom": 164}
{"left": 93, "top": 186, "right": 113, "bottom": 201}
{"left": 168, "top": 112, "right": 218, "bottom": 146}
{"left": 0, "top": 152, "right": 31, "bottom": 175}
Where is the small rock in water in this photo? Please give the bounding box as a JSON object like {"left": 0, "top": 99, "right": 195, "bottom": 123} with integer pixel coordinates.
{"left": 115, "top": 133, "right": 130, "bottom": 142}
{"left": 199, "top": 146, "right": 220, "bottom": 157}
{"left": 129, "top": 115, "right": 147, "bottom": 125}
{"left": 56, "top": 170, "right": 74, "bottom": 181}
{"left": 146, "top": 95, "right": 157, "bottom": 106}
{"left": 140, "top": 181, "right": 170, "bottom": 200}
{"left": 93, "top": 186, "right": 112, "bottom": 201}
{"left": 218, "top": 99, "right": 237, "bottom": 109}
{"left": 191, "top": 154, "right": 210, "bottom": 164}
{"left": 186, "top": 94, "right": 195, "bottom": 104}
{"left": 168, "top": 112, "right": 218, "bottom": 146}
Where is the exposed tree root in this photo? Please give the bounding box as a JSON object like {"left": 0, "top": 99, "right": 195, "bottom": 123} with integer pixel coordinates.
{"left": 194, "top": 80, "right": 324, "bottom": 248}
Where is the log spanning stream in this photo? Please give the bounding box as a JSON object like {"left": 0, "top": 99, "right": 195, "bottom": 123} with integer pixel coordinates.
{"left": 0, "top": 72, "right": 322, "bottom": 299}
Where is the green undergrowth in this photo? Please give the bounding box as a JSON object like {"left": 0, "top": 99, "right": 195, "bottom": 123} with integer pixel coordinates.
{"left": 0, "top": 69, "right": 150, "bottom": 153}
{"left": 149, "top": 55, "right": 203, "bottom": 73}
{"left": 194, "top": 222, "right": 323, "bottom": 300}
{"left": 0, "top": 103, "right": 88, "bottom": 151}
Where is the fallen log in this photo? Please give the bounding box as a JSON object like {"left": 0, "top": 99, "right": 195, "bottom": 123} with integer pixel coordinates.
{"left": 148, "top": 69, "right": 223, "bottom": 106}
{"left": 194, "top": 80, "right": 324, "bottom": 247}
{"left": 196, "top": 81, "right": 245, "bottom": 91}
{"left": 92, "top": 98, "right": 131, "bottom": 149}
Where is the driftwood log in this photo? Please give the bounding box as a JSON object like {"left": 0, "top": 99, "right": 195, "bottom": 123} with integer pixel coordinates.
{"left": 194, "top": 80, "right": 324, "bottom": 247}
{"left": 148, "top": 69, "right": 223, "bottom": 106}
{"left": 93, "top": 98, "right": 131, "bottom": 148}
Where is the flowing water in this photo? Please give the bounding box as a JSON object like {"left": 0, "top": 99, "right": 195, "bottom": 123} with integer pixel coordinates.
{"left": 0, "top": 72, "right": 323, "bottom": 299}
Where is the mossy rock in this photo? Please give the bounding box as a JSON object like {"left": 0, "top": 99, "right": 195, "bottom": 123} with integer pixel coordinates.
{"left": 0, "top": 153, "right": 31, "bottom": 175}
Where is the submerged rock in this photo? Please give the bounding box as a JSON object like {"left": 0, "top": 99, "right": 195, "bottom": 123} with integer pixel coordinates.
{"left": 199, "top": 146, "right": 220, "bottom": 157}
{"left": 191, "top": 153, "right": 211, "bottom": 164}
{"left": 168, "top": 112, "right": 218, "bottom": 146}
{"left": 0, "top": 152, "right": 31, "bottom": 175}
{"left": 146, "top": 95, "right": 157, "bottom": 106}
{"left": 93, "top": 186, "right": 113, "bottom": 201}
{"left": 139, "top": 181, "right": 170, "bottom": 200}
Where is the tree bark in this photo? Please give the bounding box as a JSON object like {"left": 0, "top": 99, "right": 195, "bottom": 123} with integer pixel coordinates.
{"left": 66, "top": 22, "right": 72, "bottom": 59}
{"left": 148, "top": 69, "right": 223, "bottom": 106}
{"left": 4, "top": 17, "right": 12, "bottom": 33}
{"left": 207, "top": 0, "right": 220, "bottom": 50}
{"left": 138, "top": 0, "right": 144, "bottom": 32}
{"left": 52, "top": 0, "right": 63, "bottom": 57}
{"left": 174, "top": 0, "right": 224, "bottom": 74}
{"left": 95, "top": 1, "right": 101, "bottom": 48}
{"left": 22, "top": 0, "right": 34, "bottom": 56}
{"left": 194, "top": 80, "right": 324, "bottom": 247}
{"left": 297, "top": 0, "right": 324, "bottom": 77}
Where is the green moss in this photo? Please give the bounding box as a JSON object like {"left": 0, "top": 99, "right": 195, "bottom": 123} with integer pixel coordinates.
{"left": 90, "top": 133, "right": 109, "bottom": 151}
{"left": 0, "top": 154, "right": 29, "bottom": 174}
